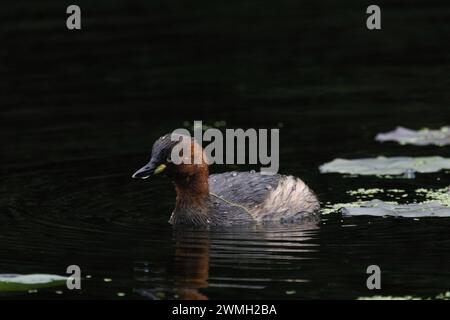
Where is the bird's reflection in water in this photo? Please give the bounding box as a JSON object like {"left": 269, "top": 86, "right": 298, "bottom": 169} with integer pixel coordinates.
{"left": 173, "top": 229, "right": 210, "bottom": 300}
{"left": 135, "top": 217, "right": 320, "bottom": 300}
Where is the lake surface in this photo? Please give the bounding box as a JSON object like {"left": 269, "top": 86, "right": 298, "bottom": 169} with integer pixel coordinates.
{"left": 1, "top": 0, "right": 449, "bottom": 299}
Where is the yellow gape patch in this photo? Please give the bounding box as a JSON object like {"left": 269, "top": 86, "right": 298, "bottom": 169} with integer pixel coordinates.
{"left": 154, "top": 164, "right": 167, "bottom": 175}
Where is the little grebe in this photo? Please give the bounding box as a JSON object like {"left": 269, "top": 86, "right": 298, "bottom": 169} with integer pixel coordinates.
{"left": 132, "top": 134, "right": 320, "bottom": 226}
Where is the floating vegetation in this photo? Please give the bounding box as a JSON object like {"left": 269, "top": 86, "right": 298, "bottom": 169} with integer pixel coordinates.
{"left": 376, "top": 126, "right": 450, "bottom": 146}
{"left": 285, "top": 290, "right": 296, "bottom": 295}
{"left": 347, "top": 188, "right": 384, "bottom": 196}
{"left": 345, "top": 188, "right": 408, "bottom": 201}
{"left": 183, "top": 120, "right": 227, "bottom": 130}
{"left": 340, "top": 199, "right": 450, "bottom": 218}
{"left": 322, "top": 201, "right": 367, "bottom": 215}
{"left": 0, "top": 274, "right": 67, "bottom": 292}
{"left": 416, "top": 187, "right": 450, "bottom": 206}
{"left": 387, "top": 189, "right": 405, "bottom": 193}
{"left": 358, "top": 291, "right": 450, "bottom": 300}
{"left": 319, "top": 156, "right": 450, "bottom": 176}
{"left": 323, "top": 187, "right": 450, "bottom": 216}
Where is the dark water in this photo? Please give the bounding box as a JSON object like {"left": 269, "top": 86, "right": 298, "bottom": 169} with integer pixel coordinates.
{"left": 1, "top": 0, "right": 450, "bottom": 299}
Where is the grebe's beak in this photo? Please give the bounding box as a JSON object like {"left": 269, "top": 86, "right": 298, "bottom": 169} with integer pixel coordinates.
{"left": 132, "top": 162, "right": 155, "bottom": 179}
{"left": 132, "top": 163, "right": 166, "bottom": 179}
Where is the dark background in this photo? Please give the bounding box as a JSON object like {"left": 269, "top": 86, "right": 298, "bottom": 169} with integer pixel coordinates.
{"left": 2, "top": 0, "right": 449, "bottom": 187}
{"left": 0, "top": 0, "right": 449, "bottom": 299}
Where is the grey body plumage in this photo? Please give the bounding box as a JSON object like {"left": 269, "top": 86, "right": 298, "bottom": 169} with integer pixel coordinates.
{"left": 169, "top": 171, "right": 320, "bottom": 226}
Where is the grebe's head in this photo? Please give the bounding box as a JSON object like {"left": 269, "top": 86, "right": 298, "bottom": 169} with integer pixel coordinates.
{"left": 132, "top": 133, "right": 208, "bottom": 180}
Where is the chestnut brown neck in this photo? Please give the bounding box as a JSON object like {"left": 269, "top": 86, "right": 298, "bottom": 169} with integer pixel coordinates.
{"left": 173, "top": 163, "right": 210, "bottom": 211}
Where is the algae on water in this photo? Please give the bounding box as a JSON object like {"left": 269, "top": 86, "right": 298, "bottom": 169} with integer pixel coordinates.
{"left": 322, "top": 201, "right": 366, "bottom": 215}
{"left": 339, "top": 199, "right": 450, "bottom": 218}
{"left": 416, "top": 187, "right": 450, "bottom": 206}
{"left": 322, "top": 187, "right": 450, "bottom": 216}
{"left": 347, "top": 188, "right": 384, "bottom": 196}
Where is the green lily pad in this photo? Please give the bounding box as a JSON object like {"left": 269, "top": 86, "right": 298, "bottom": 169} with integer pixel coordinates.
{"left": 0, "top": 274, "right": 67, "bottom": 292}
{"left": 376, "top": 126, "right": 450, "bottom": 146}
{"left": 319, "top": 156, "right": 450, "bottom": 176}
{"left": 340, "top": 199, "right": 450, "bottom": 218}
